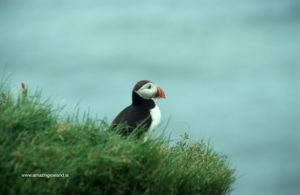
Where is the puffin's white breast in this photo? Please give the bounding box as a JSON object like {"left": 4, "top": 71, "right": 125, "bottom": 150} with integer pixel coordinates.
{"left": 148, "top": 104, "right": 161, "bottom": 132}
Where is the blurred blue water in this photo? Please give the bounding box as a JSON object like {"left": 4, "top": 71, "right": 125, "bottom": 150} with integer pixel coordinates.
{"left": 1, "top": 0, "right": 299, "bottom": 194}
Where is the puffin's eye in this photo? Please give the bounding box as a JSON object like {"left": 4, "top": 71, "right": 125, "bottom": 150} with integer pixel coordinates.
{"left": 148, "top": 85, "right": 151, "bottom": 89}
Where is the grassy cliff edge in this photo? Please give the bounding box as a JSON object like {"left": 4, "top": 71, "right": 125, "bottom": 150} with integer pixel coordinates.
{"left": 0, "top": 83, "right": 235, "bottom": 195}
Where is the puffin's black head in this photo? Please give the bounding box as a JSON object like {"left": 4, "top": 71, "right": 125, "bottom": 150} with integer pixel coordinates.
{"left": 133, "top": 80, "right": 166, "bottom": 100}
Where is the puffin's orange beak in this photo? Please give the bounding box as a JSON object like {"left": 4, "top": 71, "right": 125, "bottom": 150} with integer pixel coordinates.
{"left": 154, "top": 86, "right": 166, "bottom": 99}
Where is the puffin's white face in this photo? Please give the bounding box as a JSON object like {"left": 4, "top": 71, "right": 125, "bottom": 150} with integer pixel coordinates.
{"left": 135, "top": 82, "right": 165, "bottom": 100}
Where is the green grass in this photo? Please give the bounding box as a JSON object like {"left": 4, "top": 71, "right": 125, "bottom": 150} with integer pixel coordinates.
{"left": 0, "top": 82, "right": 235, "bottom": 195}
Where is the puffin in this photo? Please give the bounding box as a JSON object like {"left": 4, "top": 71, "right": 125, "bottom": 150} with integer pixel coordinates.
{"left": 111, "top": 80, "right": 166, "bottom": 138}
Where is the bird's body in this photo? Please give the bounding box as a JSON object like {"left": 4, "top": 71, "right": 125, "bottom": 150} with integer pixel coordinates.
{"left": 111, "top": 80, "right": 165, "bottom": 138}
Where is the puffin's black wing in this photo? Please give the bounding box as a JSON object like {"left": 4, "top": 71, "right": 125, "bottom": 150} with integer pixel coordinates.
{"left": 111, "top": 105, "right": 152, "bottom": 137}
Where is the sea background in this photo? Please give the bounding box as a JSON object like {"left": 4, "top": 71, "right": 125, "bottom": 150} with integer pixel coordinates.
{"left": 0, "top": 0, "right": 299, "bottom": 194}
